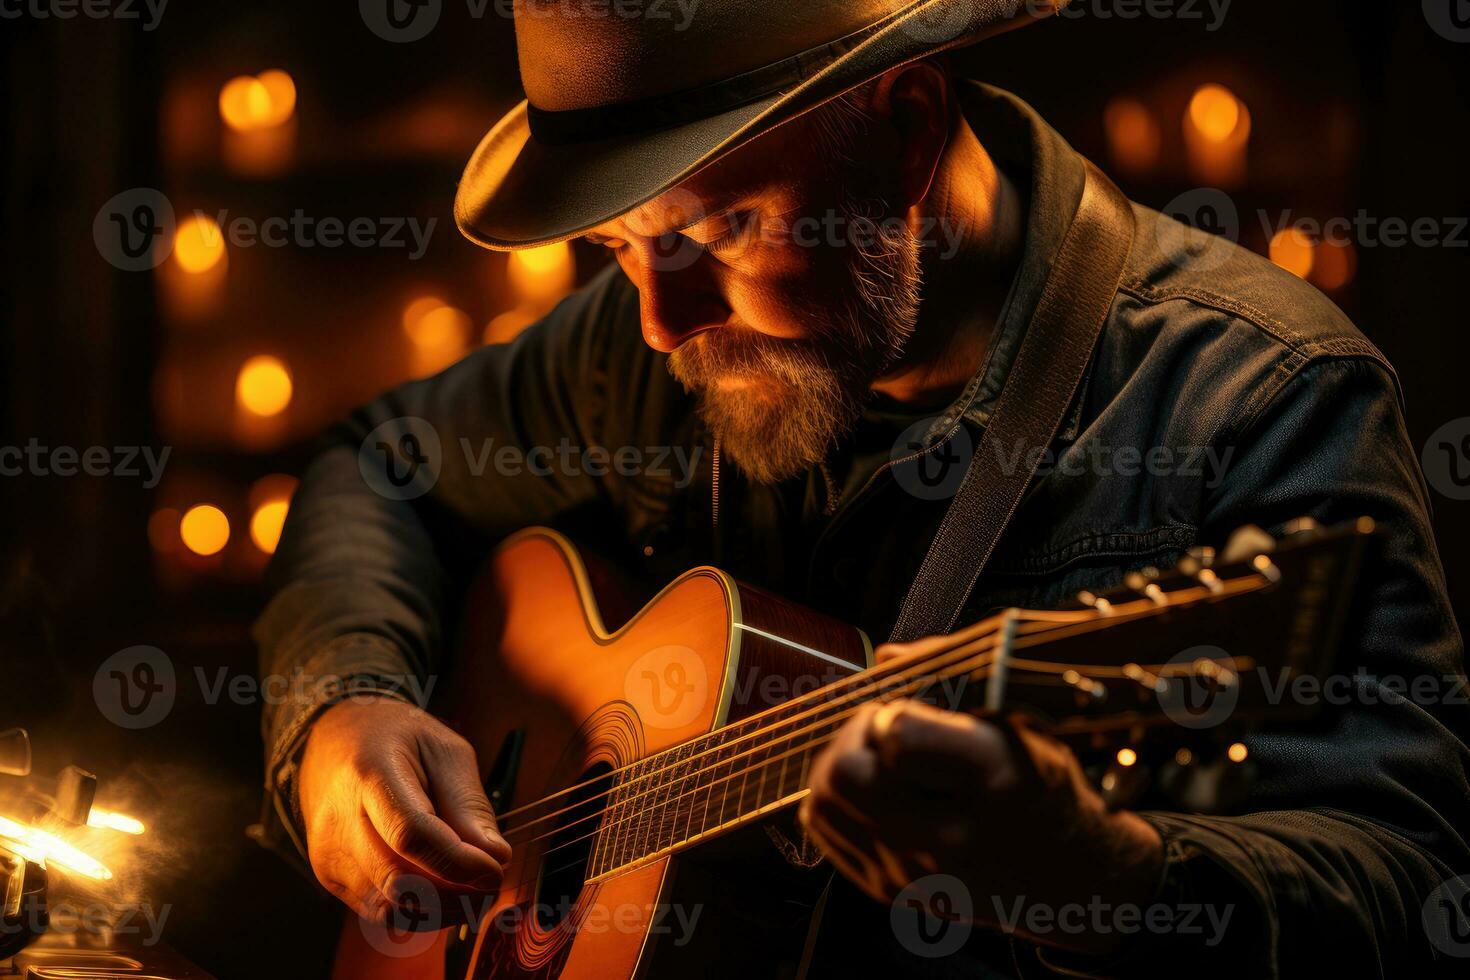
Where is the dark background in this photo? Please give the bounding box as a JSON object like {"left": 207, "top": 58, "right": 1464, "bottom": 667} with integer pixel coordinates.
{"left": 2, "top": 3, "right": 1467, "bottom": 977}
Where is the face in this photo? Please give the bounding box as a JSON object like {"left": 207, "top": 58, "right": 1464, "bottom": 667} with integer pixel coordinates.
{"left": 581, "top": 105, "right": 923, "bottom": 484}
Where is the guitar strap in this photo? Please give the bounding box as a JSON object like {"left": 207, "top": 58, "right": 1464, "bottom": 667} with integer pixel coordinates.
{"left": 887, "top": 161, "right": 1137, "bottom": 643}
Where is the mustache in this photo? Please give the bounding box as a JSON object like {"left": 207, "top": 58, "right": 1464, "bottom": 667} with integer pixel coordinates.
{"left": 668, "top": 326, "right": 838, "bottom": 387}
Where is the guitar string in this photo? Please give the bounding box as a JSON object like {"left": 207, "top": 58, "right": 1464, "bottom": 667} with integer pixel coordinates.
{"left": 489, "top": 579, "right": 1237, "bottom": 846}
{"left": 487, "top": 615, "right": 1010, "bottom": 826}
{"left": 487, "top": 572, "right": 1250, "bottom": 835}
{"left": 498, "top": 582, "right": 1257, "bottom": 887}
{"left": 506, "top": 652, "right": 1001, "bottom": 891}
{"left": 520, "top": 637, "right": 1252, "bottom": 889}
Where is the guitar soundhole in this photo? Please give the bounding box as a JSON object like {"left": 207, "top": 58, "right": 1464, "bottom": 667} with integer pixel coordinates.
{"left": 534, "top": 761, "right": 614, "bottom": 931}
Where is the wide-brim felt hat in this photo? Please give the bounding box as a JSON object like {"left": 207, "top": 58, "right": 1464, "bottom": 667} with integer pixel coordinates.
{"left": 456, "top": 0, "right": 1067, "bottom": 250}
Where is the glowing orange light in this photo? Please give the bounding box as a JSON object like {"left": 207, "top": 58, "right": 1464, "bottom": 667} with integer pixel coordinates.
{"left": 180, "top": 504, "right": 230, "bottom": 557}
{"left": 87, "top": 807, "right": 146, "bottom": 836}
{"left": 1188, "top": 84, "right": 1247, "bottom": 144}
{"left": 174, "top": 214, "right": 226, "bottom": 274}
{"left": 256, "top": 70, "right": 297, "bottom": 127}
{"left": 484, "top": 306, "right": 541, "bottom": 345}
{"left": 1312, "top": 240, "right": 1357, "bottom": 291}
{"left": 1115, "top": 747, "right": 1139, "bottom": 768}
{"left": 0, "top": 815, "right": 113, "bottom": 881}
{"left": 1104, "top": 98, "right": 1162, "bottom": 176}
{"left": 402, "top": 296, "right": 448, "bottom": 335}
{"left": 236, "top": 355, "right": 293, "bottom": 416}
{"left": 1228, "top": 742, "right": 1250, "bottom": 763}
{"left": 507, "top": 242, "right": 576, "bottom": 305}
{"left": 405, "top": 305, "right": 471, "bottom": 350}
{"left": 220, "top": 70, "right": 297, "bottom": 131}
{"left": 250, "top": 499, "right": 290, "bottom": 554}
{"left": 1269, "top": 228, "right": 1316, "bottom": 280}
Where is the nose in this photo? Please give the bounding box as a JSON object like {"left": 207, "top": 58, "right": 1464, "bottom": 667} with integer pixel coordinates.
{"left": 625, "top": 240, "right": 729, "bottom": 353}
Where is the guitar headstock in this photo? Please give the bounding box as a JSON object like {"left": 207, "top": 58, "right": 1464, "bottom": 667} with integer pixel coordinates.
{"left": 987, "top": 516, "right": 1377, "bottom": 813}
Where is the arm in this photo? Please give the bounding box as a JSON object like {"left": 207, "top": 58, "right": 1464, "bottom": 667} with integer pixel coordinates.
{"left": 802, "top": 356, "right": 1470, "bottom": 977}
{"left": 254, "top": 267, "right": 640, "bottom": 913}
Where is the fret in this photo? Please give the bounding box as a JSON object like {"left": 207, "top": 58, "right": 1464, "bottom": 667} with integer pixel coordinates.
{"left": 644, "top": 745, "right": 677, "bottom": 860}
{"left": 697, "top": 727, "right": 722, "bottom": 839}
{"left": 591, "top": 767, "right": 622, "bottom": 878}
{"left": 618, "top": 758, "right": 647, "bottom": 870}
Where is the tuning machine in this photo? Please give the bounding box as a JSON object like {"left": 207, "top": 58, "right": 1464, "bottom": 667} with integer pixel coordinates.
{"left": 1157, "top": 735, "right": 1257, "bottom": 814}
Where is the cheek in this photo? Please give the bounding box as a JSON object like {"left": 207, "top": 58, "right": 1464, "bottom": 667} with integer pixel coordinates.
{"left": 721, "top": 242, "right": 855, "bottom": 339}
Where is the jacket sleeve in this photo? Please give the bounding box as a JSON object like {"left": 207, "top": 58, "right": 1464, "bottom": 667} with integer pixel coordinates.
{"left": 1030, "top": 355, "right": 1470, "bottom": 978}
{"left": 252, "top": 266, "right": 637, "bottom": 863}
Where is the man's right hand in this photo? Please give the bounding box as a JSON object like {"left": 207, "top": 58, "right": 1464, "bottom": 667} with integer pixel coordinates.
{"left": 297, "top": 697, "right": 512, "bottom": 921}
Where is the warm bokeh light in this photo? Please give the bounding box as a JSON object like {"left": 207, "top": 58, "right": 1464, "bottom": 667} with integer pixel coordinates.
{"left": 1312, "top": 240, "right": 1357, "bottom": 291}
{"left": 1228, "top": 742, "right": 1250, "bottom": 763}
{"left": 484, "top": 306, "right": 541, "bottom": 345}
{"left": 87, "top": 807, "right": 146, "bottom": 836}
{"left": 1115, "top": 747, "right": 1139, "bottom": 768}
{"left": 220, "top": 70, "right": 296, "bottom": 131}
{"left": 1183, "top": 84, "right": 1251, "bottom": 187}
{"left": 219, "top": 75, "right": 271, "bottom": 132}
{"left": 405, "top": 304, "right": 471, "bottom": 350}
{"left": 1270, "top": 227, "right": 1317, "bottom": 280}
{"left": 1103, "top": 98, "right": 1162, "bottom": 176}
{"left": 507, "top": 242, "right": 576, "bottom": 305}
{"left": 236, "top": 355, "right": 293, "bottom": 416}
{"left": 174, "top": 214, "right": 227, "bottom": 274}
{"left": 256, "top": 70, "right": 297, "bottom": 126}
{"left": 0, "top": 815, "right": 113, "bottom": 881}
{"left": 180, "top": 504, "right": 230, "bottom": 556}
{"left": 250, "top": 499, "right": 290, "bottom": 554}
{"left": 402, "top": 295, "right": 448, "bottom": 335}
{"left": 1188, "top": 84, "right": 1247, "bottom": 144}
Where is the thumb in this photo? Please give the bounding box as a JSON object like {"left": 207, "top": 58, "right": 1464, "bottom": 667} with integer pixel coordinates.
{"left": 423, "top": 738, "right": 513, "bottom": 866}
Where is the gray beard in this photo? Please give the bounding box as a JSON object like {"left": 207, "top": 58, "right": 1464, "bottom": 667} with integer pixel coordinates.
{"left": 668, "top": 201, "right": 923, "bottom": 485}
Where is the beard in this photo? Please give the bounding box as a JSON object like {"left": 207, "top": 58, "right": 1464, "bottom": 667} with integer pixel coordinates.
{"left": 667, "top": 197, "right": 923, "bottom": 485}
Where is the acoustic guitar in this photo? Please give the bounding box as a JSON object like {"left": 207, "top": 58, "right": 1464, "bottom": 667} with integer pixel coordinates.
{"left": 334, "top": 517, "right": 1375, "bottom": 979}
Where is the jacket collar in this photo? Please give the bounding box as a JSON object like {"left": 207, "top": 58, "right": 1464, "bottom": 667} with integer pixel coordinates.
{"left": 912, "top": 82, "right": 1091, "bottom": 446}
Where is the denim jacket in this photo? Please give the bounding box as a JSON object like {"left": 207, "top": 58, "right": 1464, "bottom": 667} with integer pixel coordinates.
{"left": 256, "top": 84, "right": 1468, "bottom": 977}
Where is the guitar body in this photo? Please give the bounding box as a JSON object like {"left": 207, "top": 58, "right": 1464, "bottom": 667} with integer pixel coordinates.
{"left": 331, "top": 518, "right": 1373, "bottom": 979}
{"left": 334, "top": 528, "right": 871, "bottom": 980}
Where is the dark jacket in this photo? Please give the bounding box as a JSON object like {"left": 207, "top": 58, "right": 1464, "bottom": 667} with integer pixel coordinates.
{"left": 256, "top": 84, "right": 1469, "bottom": 977}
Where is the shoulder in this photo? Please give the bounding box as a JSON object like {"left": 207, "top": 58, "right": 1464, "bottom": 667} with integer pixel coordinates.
{"left": 1091, "top": 201, "right": 1401, "bottom": 443}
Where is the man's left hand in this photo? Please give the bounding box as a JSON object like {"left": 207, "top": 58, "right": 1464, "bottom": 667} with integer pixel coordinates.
{"left": 798, "top": 641, "right": 1167, "bottom": 957}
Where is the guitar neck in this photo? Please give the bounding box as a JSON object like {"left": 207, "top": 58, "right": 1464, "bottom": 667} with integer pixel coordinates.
{"left": 553, "top": 519, "right": 1368, "bottom": 882}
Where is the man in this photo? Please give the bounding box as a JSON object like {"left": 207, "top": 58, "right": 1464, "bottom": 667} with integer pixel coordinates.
{"left": 257, "top": 0, "right": 1469, "bottom": 975}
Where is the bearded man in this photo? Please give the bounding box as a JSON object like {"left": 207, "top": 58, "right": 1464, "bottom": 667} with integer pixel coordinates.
{"left": 256, "top": 1, "right": 1468, "bottom": 976}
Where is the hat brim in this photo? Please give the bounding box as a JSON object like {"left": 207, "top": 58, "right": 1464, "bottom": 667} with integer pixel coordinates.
{"left": 455, "top": 0, "right": 1055, "bottom": 250}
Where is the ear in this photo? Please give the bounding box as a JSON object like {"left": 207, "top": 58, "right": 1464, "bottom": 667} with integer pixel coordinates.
{"left": 868, "top": 60, "right": 952, "bottom": 209}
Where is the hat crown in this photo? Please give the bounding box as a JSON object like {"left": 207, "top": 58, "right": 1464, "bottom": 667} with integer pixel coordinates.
{"left": 515, "top": 0, "right": 909, "bottom": 112}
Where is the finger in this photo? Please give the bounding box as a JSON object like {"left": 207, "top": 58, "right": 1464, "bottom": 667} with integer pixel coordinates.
{"left": 866, "top": 701, "right": 1018, "bottom": 795}
{"left": 808, "top": 706, "right": 883, "bottom": 824}
{"left": 874, "top": 633, "right": 959, "bottom": 665}
{"left": 361, "top": 760, "right": 506, "bottom": 889}
{"left": 357, "top": 826, "right": 490, "bottom": 929}
{"left": 421, "top": 736, "right": 513, "bottom": 864}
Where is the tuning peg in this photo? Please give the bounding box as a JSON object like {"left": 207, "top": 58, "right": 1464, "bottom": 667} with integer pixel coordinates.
{"left": 1221, "top": 524, "right": 1275, "bottom": 563}
{"left": 1124, "top": 569, "right": 1168, "bottom": 606}
{"left": 1250, "top": 554, "right": 1282, "bottom": 585}
{"left": 1075, "top": 590, "right": 1114, "bottom": 616}
{"left": 1283, "top": 516, "right": 1320, "bottom": 537}
{"left": 1123, "top": 663, "right": 1167, "bottom": 695}
{"left": 1061, "top": 669, "right": 1107, "bottom": 703}
{"left": 1186, "top": 545, "right": 1216, "bottom": 568}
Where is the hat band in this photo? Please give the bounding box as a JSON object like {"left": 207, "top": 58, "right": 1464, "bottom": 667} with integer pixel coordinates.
{"left": 525, "top": 16, "right": 899, "bottom": 145}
